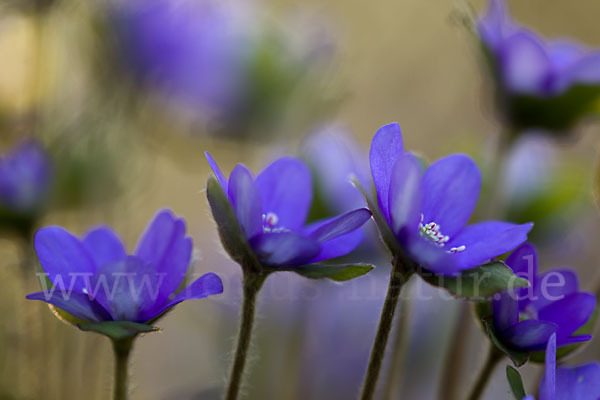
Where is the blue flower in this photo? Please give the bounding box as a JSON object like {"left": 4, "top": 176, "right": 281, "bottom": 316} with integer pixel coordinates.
{"left": 477, "top": 0, "right": 600, "bottom": 131}
{"left": 369, "top": 123, "right": 532, "bottom": 274}
{"left": 523, "top": 333, "right": 600, "bottom": 400}
{"left": 492, "top": 243, "right": 595, "bottom": 351}
{"left": 0, "top": 140, "right": 52, "bottom": 215}
{"left": 206, "top": 153, "right": 372, "bottom": 268}
{"left": 112, "top": 0, "right": 252, "bottom": 120}
{"left": 26, "top": 209, "right": 223, "bottom": 323}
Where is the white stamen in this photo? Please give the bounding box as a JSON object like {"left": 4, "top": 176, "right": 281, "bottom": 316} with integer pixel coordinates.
{"left": 262, "top": 212, "right": 288, "bottom": 233}
{"left": 418, "top": 214, "right": 466, "bottom": 254}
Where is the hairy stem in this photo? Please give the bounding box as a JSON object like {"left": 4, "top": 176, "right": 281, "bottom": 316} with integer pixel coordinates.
{"left": 360, "top": 259, "right": 409, "bottom": 400}
{"left": 112, "top": 338, "right": 134, "bottom": 400}
{"left": 225, "top": 272, "right": 266, "bottom": 400}
{"left": 381, "top": 283, "right": 412, "bottom": 400}
{"left": 466, "top": 346, "right": 502, "bottom": 400}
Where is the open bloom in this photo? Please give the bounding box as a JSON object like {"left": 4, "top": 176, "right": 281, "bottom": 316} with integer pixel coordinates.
{"left": 523, "top": 333, "right": 600, "bottom": 400}
{"left": 206, "top": 153, "right": 372, "bottom": 268}
{"left": 0, "top": 140, "right": 52, "bottom": 215}
{"left": 26, "top": 210, "right": 223, "bottom": 323}
{"left": 477, "top": 0, "right": 600, "bottom": 131}
{"left": 493, "top": 243, "right": 595, "bottom": 351}
{"left": 369, "top": 123, "right": 532, "bottom": 274}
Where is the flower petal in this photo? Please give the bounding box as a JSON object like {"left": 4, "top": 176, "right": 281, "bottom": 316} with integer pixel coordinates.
{"left": 388, "top": 153, "right": 423, "bottom": 239}
{"left": 405, "top": 234, "right": 455, "bottom": 274}
{"left": 566, "top": 52, "right": 600, "bottom": 86}
{"left": 255, "top": 157, "right": 312, "bottom": 231}
{"left": 310, "top": 229, "right": 364, "bottom": 263}
{"left": 369, "top": 123, "right": 404, "bottom": 220}
{"left": 421, "top": 154, "right": 481, "bottom": 238}
{"left": 500, "top": 319, "right": 557, "bottom": 350}
{"left": 26, "top": 291, "right": 111, "bottom": 323}
{"left": 500, "top": 31, "right": 551, "bottom": 94}
{"left": 539, "top": 333, "right": 556, "bottom": 400}
{"left": 35, "top": 226, "right": 96, "bottom": 293}
{"left": 249, "top": 232, "right": 320, "bottom": 267}
{"left": 205, "top": 152, "right": 228, "bottom": 192}
{"left": 493, "top": 290, "right": 519, "bottom": 332}
{"left": 530, "top": 269, "right": 579, "bottom": 312}
{"left": 308, "top": 208, "right": 371, "bottom": 243}
{"left": 555, "top": 362, "right": 600, "bottom": 400}
{"left": 477, "top": 0, "right": 512, "bottom": 51}
{"left": 228, "top": 164, "right": 262, "bottom": 239}
{"left": 537, "top": 292, "right": 596, "bottom": 342}
{"left": 134, "top": 210, "right": 193, "bottom": 305}
{"left": 148, "top": 272, "right": 223, "bottom": 319}
{"left": 448, "top": 221, "right": 533, "bottom": 270}
{"left": 89, "top": 256, "right": 160, "bottom": 322}
{"left": 82, "top": 226, "right": 127, "bottom": 268}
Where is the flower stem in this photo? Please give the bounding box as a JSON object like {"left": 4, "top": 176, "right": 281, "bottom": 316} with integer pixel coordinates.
{"left": 112, "top": 337, "right": 134, "bottom": 400}
{"left": 381, "top": 283, "right": 412, "bottom": 400}
{"left": 360, "top": 259, "right": 409, "bottom": 400}
{"left": 465, "top": 346, "right": 503, "bottom": 400}
{"left": 225, "top": 272, "right": 266, "bottom": 400}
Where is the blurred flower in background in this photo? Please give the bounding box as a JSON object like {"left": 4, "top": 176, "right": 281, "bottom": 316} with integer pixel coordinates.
{"left": 477, "top": 0, "right": 600, "bottom": 133}
{"left": 108, "top": 0, "right": 339, "bottom": 140}
{"left": 0, "top": 139, "right": 52, "bottom": 236}
{"left": 500, "top": 133, "right": 588, "bottom": 244}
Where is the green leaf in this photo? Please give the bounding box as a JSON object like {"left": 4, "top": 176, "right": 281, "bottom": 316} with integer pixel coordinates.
{"left": 350, "top": 176, "right": 403, "bottom": 256}
{"left": 418, "top": 261, "right": 530, "bottom": 300}
{"left": 483, "top": 318, "right": 529, "bottom": 367}
{"left": 506, "top": 366, "right": 527, "bottom": 400}
{"left": 206, "top": 176, "right": 262, "bottom": 272}
{"left": 77, "top": 321, "right": 159, "bottom": 341}
{"left": 530, "top": 307, "right": 598, "bottom": 363}
{"left": 283, "top": 263, "right": 375, "bottom": 282}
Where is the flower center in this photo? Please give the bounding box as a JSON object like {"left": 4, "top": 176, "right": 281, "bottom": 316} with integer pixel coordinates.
{"left": 418, "top": 214, "right": 466, "bottom": 254}
{"left": 262, "top": 212, "right": 288, "bottom": 233}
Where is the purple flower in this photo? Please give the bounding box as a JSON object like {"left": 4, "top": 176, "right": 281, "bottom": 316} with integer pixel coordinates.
{"left": 113, "top": 0, "right": 252, "bottom": 119}
{"left": 479, "top": 0, "right": 600, "bottom": 96}
{"left": 0, "top": 140, "right": 52, "bottom": 215}
{"left": 493, "top": 243, "right": 595, "bottom": 352}
{"left": 26, "top": 209, "right": 223, "bottom": 323}
{"left": 524, "top": 333, "right": 600, "bottom": 400}
{"left": 302, "top": 125, "right": 370, "bottom": 215}
{"left": 477, "top": 0, "right": 600, "bottom": 131}
{"left": 369, "top": 123, "right": 532, "bottom": 274}
{"left": 206, "top": 153, "right": 372, "bottom": 268}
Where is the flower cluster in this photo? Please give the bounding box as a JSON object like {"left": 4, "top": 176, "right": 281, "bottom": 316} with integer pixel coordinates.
{"left": 478, "top": 0, "right": 600, "bottom": 132}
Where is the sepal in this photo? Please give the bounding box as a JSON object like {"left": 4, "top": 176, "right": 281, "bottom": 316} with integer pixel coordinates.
{"left": 77, "top": 321, "right": 159, "bottom": 341}
{"left": 418, "top": 261, "right": 529, "bottom": 300}
{"left": 206, "top": 175, "right": 262, "bottom": 273}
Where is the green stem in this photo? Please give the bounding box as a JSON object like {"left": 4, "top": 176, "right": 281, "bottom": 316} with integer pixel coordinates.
{"left": 225, "top": 272, "right": 266, "bottom": 400}
{"left": 381, "top": 283, "right": 412, "bottom": 400}
{"left": 466, "top": 346, "right": 503, "bottom": 400}
{"left": 360, "top": 259, "right": 409, "bottom": 400}
{"left": 112, "top": 338, "right": 134, "bottom": 400}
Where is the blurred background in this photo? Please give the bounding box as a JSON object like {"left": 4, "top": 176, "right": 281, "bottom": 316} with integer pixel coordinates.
{"left": 1, "top": 0, "right": 600, "bottom": 399}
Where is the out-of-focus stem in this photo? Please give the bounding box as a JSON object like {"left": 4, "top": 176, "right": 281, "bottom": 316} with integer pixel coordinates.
{"left": 360, "top": 259, "right": 409, "bottom": 400}
{"left": 465, "top": 346, "right": 502, "bottom": 400}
